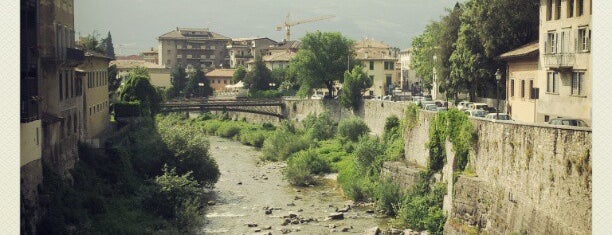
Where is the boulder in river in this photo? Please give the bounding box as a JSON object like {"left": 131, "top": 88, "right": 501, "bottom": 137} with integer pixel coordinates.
{"left": 246, "top": 222, "right": 258, "bottom": 227}
{"left": 364, "top": 227, "right": 381, "bottom": 235}
{"left": 325, "top": 212, "right": 344, "bottom": 220}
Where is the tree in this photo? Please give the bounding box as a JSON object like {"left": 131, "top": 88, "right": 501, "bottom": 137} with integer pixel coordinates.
{"left": 119, "top": 66, "right": 162, "bottom": 115}
{"left": 449, "top": 0, "right": 538, "bottom": 99}
{"left": 290, "top": 31, "right": 355, "bottom": 97}
{"left": 171, "top": 64, "right": 188, "bottom": 96}
{"left": 243, "top": 55, "right": 272, "bottom": 92}
{"left": 410, "top": 22, "right": 442, "bottom": 92}
{"left": 183, "top": 67, "right": 213, "bottom": 98}
{"left": 100, "top": 31, "right": 115, "bottom": 59}
{"left": 78, "top": 33, "right": 105, "bottom": 54}
{"left": 339, "top": 65, "right": 373, "bottom": 110}
{"left": 232, "top": 65, "right": 247, "bottom": 84}
{"left": 107, "top": 64, "right": 120, "bottom": 92}
{"left": 437, "top": 3, "right": 464, "bottom": 100}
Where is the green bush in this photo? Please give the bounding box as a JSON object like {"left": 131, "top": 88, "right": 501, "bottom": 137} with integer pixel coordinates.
{"left": 284, "top": 148, "right": 331, "bottom": 186}
{"left": 315, "top": 139, "right": 349, "bottom": 171}
{"left": 248, "top": 89, "right": 282, "bottom": 98}
{"left": 393, "top": 182, "right": 447, "bottom": 234}
{"left": 202, "top": 120, "right": 223, "bottom": 134}
{"left": 337, "top": 117, "right": 370, "bottom": 142}
{"left": 375, "top": 177, "right": 404, "bottom": 216}
{"left": 146, "top": 166, "right": 203, "bottom": 230}
{"left": 303, "top": 112, "right": 336, "bottom": 141}
{"left": 239, "top": 129, "right": 268, "bottom": 148}
{"left": 354, "top": 135, "right": 385, "bottom": 177}
{"left": 261, "top": 123, "right": 309, "bottom": 161}
{"left": 336, "top": 156, "right": 373, "bottom": 201}
{"left": 114, "top": 101, "right": 142, "bottom": 117}
{"left": 216, "top": 122, "right": 242, "bottom": 138}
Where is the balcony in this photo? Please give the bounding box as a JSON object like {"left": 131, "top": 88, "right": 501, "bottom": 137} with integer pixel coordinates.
{"left": 41, "top": 47, "right": 84, "bottom": 67}
{"left": 544, "top": 53, "right": 575, "bottom": 70}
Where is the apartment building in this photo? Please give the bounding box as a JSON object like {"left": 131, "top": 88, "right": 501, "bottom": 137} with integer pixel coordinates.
{"left": 500, "top": 42, "right": 540, "bottom": 123}
{"left": 142, "top": 47, "right": 158, "bottom": 64}
{"left": 157, "top": 27, "right": 231, "bottom": 71}
{"left": 247, "top": 40, "right": 301, "bottom": 70}
{"left": 77, "top": 52, "right": 112, "bottom": 147}
{"left": 354, "top": 38, "right": 400, "bottom": 98}
{"left": 538, "top": 0, "right": 592, "bottom": 125}
{"left": 227, "top": 37, "right": 277, "bottom": 68}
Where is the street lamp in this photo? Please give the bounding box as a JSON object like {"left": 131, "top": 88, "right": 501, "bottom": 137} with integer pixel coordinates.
{"left": 495, "top": 69, "right": 502, "bottom": 120}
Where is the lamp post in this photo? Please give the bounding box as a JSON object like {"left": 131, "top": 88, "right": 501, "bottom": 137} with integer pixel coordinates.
{"left": 495, "top": 69, "right": 502, "bottom": 120}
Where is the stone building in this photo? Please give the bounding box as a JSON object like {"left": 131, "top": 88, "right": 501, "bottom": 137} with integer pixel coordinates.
{"left": 20, "top": 0, "right": 84, "bottom": 233}
{"left": 77, "top": 52, "right": 112, "bottom": 147}
{"left": 399, "top": 48, "right": 423, "bottom": 94}
{"left": 538, "top": 0, "right": 592, "bottom": 125}
{"left": 354, "top": 38, "right": 400, "bottom": 98}
{"left": 111, "top": 59, "right": 171, "bottom": 88}
{"left": 500, "top": 42, "right": 539, "bottom": 123}
{"left": 227, "top": 37, "right": 277, "bottom": 68}
{"left": 157, "top": 27, "right": 231, "bottom": 71}
{"left": 206, "top": 69, "right": 236, "bottom": 92}
{"left": 247, "top": 40, "right": 301, "bottom": 71}
{"left": 142, "top": 47, "right": 158, "bottom": 64}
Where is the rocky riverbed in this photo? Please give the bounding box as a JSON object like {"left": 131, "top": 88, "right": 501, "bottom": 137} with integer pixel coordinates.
{"left": 199, "top": 136, "right": 391, "bottom": 234}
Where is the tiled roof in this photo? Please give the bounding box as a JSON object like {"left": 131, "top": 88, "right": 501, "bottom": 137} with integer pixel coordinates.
{"left": 206, "top": 69, "right": 236, "bottom": 77}
{"left": 158, "top": 27, "right": 230, "bottom": 40}
{"left": 354, "top": 38, "right": 391, "bottom": 49}
{"left": 499, "top": 42, "right": 539, "bottom": 60}
{"left": 268, "top": 40, "right": 301, "bottom": 50}
{"left": 263, "top": 51, "right": 296, "bottom": 62}
{"left": 84, "top": 51, "right": 113, "bottom": 60}
{"left": 355, "top": 48, "right": 397, "bottom": 60}
{"left": 110, "top": 60, "right": 166, "bottom": 69}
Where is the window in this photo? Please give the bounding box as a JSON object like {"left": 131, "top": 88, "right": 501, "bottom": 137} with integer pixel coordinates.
{"left": 529, "top": 80, "right": 534, "bottom": 99}
{"left": 568, "top": 0, "right": 574, "bottom": 18}
{"left": 521, "top": 80, "right": 525, "bottom": 98}
{"left": 211, "top": 45, "right": 215, "bottom": 50}
{"left": 369, "top": 61, "right": 374, "bottom": 70}
{"left": 224, "top": 80, "right": 227, "bottom": 84}
{"left": 187, "top": 44, "right": 192, "bottom": 49}
{"left": 59, "top": 72, "right": 63, "bottom": 100}
{"left": 572, "top": 71, "right": 585, "bottom": 95}
{"left": 70, "top": 72, "right": 74, "bottom": 98}
{"left": 384, "top": 61, "right": 394, "bottom": 70}
{"left": 578, "top": 0, "right": 584, "bottom": 16}
{"left": 73, "top": 114, "right": 77, "bottom": 133}
{"left": 555, "top": 0, "right": 561, "bottom": 19}
{"left": 64, "top": 73, "right": 69, "bottom": 99}
{"left": 187, "top": 54, "right": 192, "bottom": 59}
{"left": 547, "top": 71, "right": 559, "bottom": 93}
{"left": 547, "top": 0, "right": 553, "bottom": 20}
{"left": 511, "top": 79, "right": 515, "bottom": 97}
{"left": 177, "top": 44, "right": 182, "bottom": 49}
{"left": 578, "top": 27, "right": 591, "bottom": 52}
{"left": 545, "top": 115, "right": 550, "bottom": 122}
{"left": 210, "top": 54, "right": 215, "bottom": 59}
{"left": 547, "top": 32, "right": 557, "bottom": 54}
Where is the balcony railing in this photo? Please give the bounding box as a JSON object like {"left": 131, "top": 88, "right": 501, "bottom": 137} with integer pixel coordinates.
{"left": 544, "top": 53, "right": 575, "bottom": 69}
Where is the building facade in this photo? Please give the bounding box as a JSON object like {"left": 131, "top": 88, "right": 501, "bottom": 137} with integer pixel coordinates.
{"left": 500, "top": 42, "right": 540, "bottom": 123}
{"left": 538, "top": 0, "right": 592, "bottom": 125}
{"left": 142, "top": 47, "right": 158, "bottom": 64}
{"left": 227, "top": 37, "right": 277, "bottom": 68}
{"left": 111, "top": 60, "right": 172, "bottom": 88}
{"left": 157, "top": 28, "right": 231, "bottom": 71}
{"left": 354, "top": 38, "right": 400, "bottom": 98}
{"left": 247, "top": 40, "right": 301, "bottom": 71}
{"left": 77, "top": 52, "right": 112, "bottom": 147}
{"left": 206, "top": 69, "right": 236, "bottom": 92}
{"left": 399, "top": 48, "right": 423, "bottom": 95}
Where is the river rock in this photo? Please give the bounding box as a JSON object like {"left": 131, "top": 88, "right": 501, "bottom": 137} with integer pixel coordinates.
{"left": 280, "top": 228, "right": 292, "bottom": 234}
{"left": 237, "top": 181, "right": 242, "bottom": 185}
{"left": 265, "top": 208, "right": 273, "bottom": 215}
{"left": 282, "top": 218, "right": 291, "bottom": 226}
{"left": 365, "top": 209, "right": 375, "bottom": 214}
{"left": 247, "top": 223, "right": 258, "bottom": 227}
{"left": 336, "top": 205, "right": 350, "bottom": 213}
{"left": 207, "top": 200, "right": 216, "bottom": 206}
{"left": 287, "top": 202, "right": 296, "bottom": 207}
{"left": 326, "top": 212, "right": 344, "bottom": 220}
{"left": 264, "top": 225, "right": 272, "bottom": 230}
{"left": 342, "top": 227, "right": 351, "bottom": 232}
{"left": 365, "top": 227, "right": 381, "bottom": 235}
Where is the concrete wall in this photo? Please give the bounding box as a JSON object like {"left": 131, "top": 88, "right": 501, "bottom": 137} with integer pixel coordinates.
{"left": 506, "top": 57, "right": 538, "bottom": 123}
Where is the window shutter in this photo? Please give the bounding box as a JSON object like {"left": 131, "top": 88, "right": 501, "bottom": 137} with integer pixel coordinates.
{"left": 586, "top": 28, "right": 591, "bottom": 52}
{"left": 574, "top": 29, "right": 579, "bottom": 52}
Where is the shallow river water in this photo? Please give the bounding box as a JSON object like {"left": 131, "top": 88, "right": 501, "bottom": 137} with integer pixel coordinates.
{"left": 199, "top": 136, "right": 390, "bottom": 234}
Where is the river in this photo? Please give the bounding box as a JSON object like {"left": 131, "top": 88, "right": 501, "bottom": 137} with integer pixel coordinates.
{"left": 199, "top": 136, "right": 390, "bottom": 234}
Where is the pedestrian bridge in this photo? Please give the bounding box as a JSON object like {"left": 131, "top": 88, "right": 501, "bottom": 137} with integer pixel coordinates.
{"left": 160, "top": 98, "right": 286, "bottom": 118}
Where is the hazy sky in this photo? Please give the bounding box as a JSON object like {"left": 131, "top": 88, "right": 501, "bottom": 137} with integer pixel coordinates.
{"left": 75, "top": 0, "right": 461, "bottom": 55}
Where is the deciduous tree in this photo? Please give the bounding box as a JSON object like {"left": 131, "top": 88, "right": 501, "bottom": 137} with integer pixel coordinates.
{"left": 339, "top": 65, "right": 373, "bottom": 110}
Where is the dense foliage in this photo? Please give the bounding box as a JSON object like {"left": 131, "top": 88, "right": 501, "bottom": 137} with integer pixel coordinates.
{"left": 339, "top": 65, "right": 373, "bottom": 110}
{"left": 119, "top": 67, "right": 162, "bottom": 116}
{"left": 290, "top": 31, "right": 355, "bottom": 97}
{"left": 244, "top": 55, "right": 273, "bottom": 92}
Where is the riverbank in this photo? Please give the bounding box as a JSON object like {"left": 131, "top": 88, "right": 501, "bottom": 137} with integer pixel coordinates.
{"left": 201, "top": 136, "right": 390, "bottom": 234}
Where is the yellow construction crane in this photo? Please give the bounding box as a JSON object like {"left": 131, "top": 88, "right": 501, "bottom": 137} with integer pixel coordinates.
{"left": 276, "top": 13, "right": 335, "bottom": 41}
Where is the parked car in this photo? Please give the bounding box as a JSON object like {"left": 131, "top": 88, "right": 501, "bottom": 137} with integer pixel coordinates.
{"left": 467, "top": 102, "right": 489, "bottom": 111}
{"left": 382, "top": 95, "right": 393, "bottom": 101}
{"left": 412, "top": 96, "right": 424, "bottom": 105}
{"left": 457, "top": 101, "right": 473, "bottom": 111}
{"left": 310, "top": 94, "right": 324, "bottom": 100}
{"left": 434, "top": 100, "right": 448, "bottom": 107}
{"left": 464, "top": 109, "right": 488, "bottom": 118}
{"left": 485, "top": 113, "right": 512, "bottom": 121}
{"left": 424, "top": 104, "right": 438, "bottom": 111}
{"left": 436, "top": 106, "right": 448, "bottom": 112}
{"left": 421, "top": 100, "right": 436, "bottom": 108}
{"left": 548, "top": 118, "right": 589, "bottom": 127}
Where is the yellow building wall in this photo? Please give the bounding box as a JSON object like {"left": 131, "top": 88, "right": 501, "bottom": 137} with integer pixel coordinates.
{"left": 506, "top": 58, "right": 539, "bottom": 123}
{"left": 20, "top": 120, "right": 42, "bottom": 166}
{"left": 80, "top": 56, "right": 110, "bottom": 139}
{"left": 361, "top": 60, "right": 398, "bottom": 98}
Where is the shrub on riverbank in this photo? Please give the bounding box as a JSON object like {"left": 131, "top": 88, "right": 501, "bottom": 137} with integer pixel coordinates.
{"left": 261, "top": 121, "right": 310, "bottom": 161}
{"left": 284, "top": 148, "right": 331, "bottom": 186}
{"left": 337, "top": 117, "right": 370, "bottom": 142}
